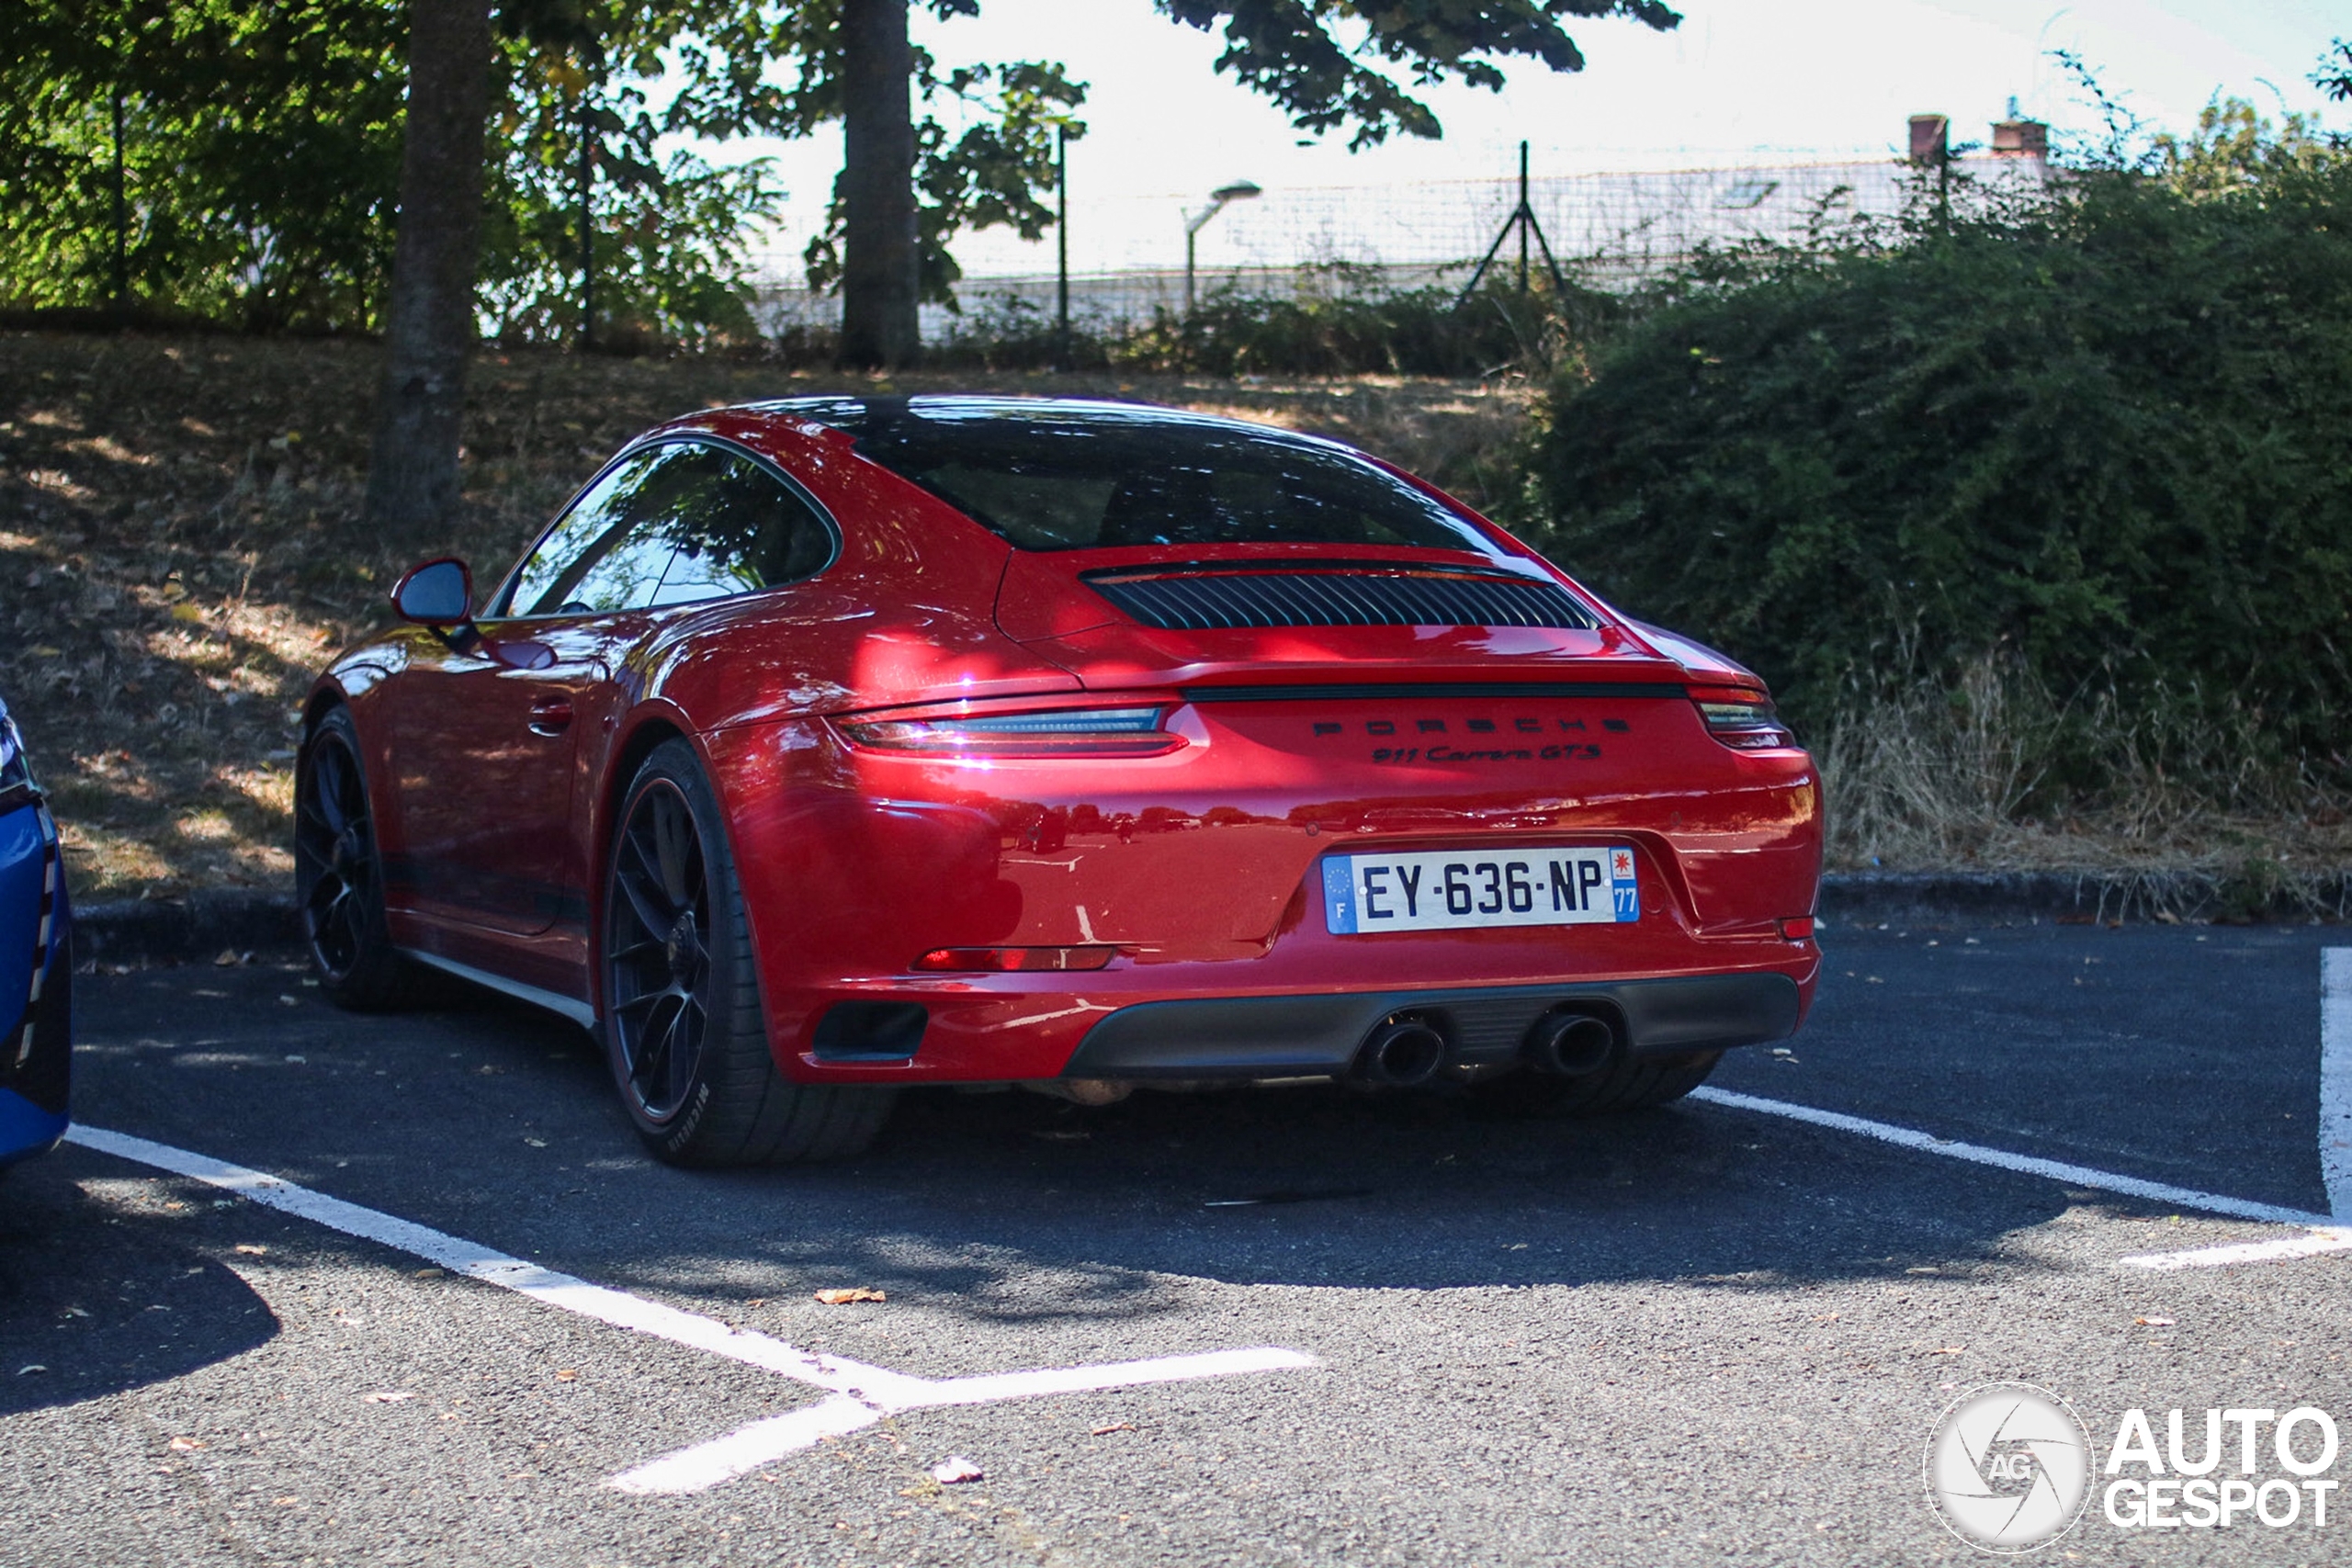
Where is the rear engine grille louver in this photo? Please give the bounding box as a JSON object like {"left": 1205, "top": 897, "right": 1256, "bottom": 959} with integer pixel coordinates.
{"left": 1084, "top": 570, "right": 1597, "bottom": 632}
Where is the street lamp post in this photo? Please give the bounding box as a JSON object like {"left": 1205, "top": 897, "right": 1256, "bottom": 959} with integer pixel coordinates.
{"left": 1183, "top": 180, "right": 1261, "bottom": 314}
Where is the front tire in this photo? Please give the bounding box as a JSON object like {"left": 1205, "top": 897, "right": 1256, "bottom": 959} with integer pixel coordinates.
{"left": 602, "top": 739, "right": 893, "bottom": 1166}
{"left": 293, "top": 706, "right": 406, "bottom": 1009}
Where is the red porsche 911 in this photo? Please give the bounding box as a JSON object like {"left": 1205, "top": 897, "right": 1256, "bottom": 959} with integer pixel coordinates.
{"left": 299, "top": 397, "right": 1820, "bottom": 1164}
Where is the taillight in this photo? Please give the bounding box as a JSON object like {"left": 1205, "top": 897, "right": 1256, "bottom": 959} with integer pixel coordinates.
{"left": 836, "top": 706, "right": 1180, "bottom": 759}
{"left": 913, "top": 946, "right": 1116, "bottom": 972}
{"left": 1689, "top": 685, "right": 1794, "bottom": 750}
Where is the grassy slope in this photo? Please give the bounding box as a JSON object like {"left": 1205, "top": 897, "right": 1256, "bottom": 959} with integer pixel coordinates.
{"left": 0, "top": 331, "right": 1532, "bottom": 902}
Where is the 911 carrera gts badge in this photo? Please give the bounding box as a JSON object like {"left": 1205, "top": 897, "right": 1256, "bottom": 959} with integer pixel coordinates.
{"left": 1322, "top": 846, "right": 1640, "bottom": 933}
{"left": 1311, "top": 716, "right": 1630, "bottom": 736}
{"left": 1372, "top": 743, "right": 1603, "bottom": 763}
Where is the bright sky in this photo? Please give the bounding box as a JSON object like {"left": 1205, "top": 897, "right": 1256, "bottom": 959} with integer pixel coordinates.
{"left": 719, "top": 0, "right": 2348, "bottom": 282}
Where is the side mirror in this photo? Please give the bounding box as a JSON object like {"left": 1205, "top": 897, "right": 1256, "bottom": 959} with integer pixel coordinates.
{"left": 393, "top": 558, "right": 472, "bottom": 625}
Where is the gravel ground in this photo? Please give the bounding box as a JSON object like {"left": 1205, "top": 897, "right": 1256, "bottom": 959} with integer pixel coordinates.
{"left": 4, "top": 920, "right": 2346, "bottom": 1565}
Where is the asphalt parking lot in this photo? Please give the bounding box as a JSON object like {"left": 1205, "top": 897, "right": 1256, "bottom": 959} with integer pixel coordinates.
{"left": 5, "top": 919, "right": 2347, "bottom": 1566}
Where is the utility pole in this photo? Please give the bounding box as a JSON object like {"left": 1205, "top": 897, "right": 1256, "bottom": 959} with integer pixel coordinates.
{"left": 1518, "top": 141, "right": 1530, "bottom": 294}
{"left": 1055, "top": 127, "right": 1069, "bottom": 366}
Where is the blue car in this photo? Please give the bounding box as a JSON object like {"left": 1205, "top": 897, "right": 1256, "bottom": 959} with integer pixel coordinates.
{"left": 0, "top": 694, "right": 69, "bottom": 1168}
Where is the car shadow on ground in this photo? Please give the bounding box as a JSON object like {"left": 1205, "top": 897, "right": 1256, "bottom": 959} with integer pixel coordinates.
{"left": 0, "top": 1159, "right": 277, "bottom": 1416}
{"left": 69, "top": 961, "right": 2124, "bottom": 1337}
{"left": 579, "top": 1077, "right": 2103, "bottom": 1328}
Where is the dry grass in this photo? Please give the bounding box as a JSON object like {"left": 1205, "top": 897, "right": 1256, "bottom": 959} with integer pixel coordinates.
{"left": 1816, "top": 655, "right": 2352, "bottom": 916}
{"left": 0, "top": 330, "right": 1535, "bottom": 902}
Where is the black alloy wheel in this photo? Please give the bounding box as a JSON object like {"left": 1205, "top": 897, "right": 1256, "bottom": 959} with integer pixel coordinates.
{"left": 601, "top": 739, "right": 895, "bottom": 1165}
{"left": 605, "top": 776, "right": 712, "bottom": 1123}
{"left": 293, "top": 707, "right": 404, "bottom": 1007}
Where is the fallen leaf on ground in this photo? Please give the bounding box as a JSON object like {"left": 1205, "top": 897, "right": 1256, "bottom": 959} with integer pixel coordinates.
{"left": 1928, "top": 1347, "right": 1966, "bottom": 1356}
{"left": 930, "top": 1456, "right": 984, "bottom": 1484}
{"left": 814, "top": 1288, "right": 886, "bottom": 1305}
{"left": 2134, "top": 1315, "right": 2176, "bottom": 1327}
{"left": 168, "top": 1437, "right": 204, "bottom": 1451}
{"left": 555, "top": 1369, "right": 578, "bottom": 1382}
{"left": 1090, "top": 1423, "right": 1136, "bottom": 1437}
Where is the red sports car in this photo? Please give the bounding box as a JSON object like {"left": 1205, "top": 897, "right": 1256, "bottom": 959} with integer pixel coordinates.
{"left": 299, "top": 397, "right": 1820, "bottom": 1164}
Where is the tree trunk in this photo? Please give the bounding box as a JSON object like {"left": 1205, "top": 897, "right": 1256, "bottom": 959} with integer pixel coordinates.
{"left": 837, "top": 0, "right": 919, "bottom": 368}
{"left": 364, "top": 0, "right": 493, "bottom": 535}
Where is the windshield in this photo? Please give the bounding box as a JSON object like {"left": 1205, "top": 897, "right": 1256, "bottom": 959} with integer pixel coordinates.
{"left": 778, "top": 398, "right": 1500, "bottom": 556}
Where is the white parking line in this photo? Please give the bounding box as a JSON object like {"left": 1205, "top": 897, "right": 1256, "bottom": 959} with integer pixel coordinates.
{"left": 2115, "top": 1228, "right": 2352, "bottom": 1271}
{"left": 612, "top": 1348, "right": 1315, "bottom": 1495}
{"left": 1689, "top": 1087, "right": 2335, "bottom": 1228}
{"left": 1694, "top": 1083, "right": 2352, "bottom": 1273}
{"left": 2322, "top": 948, "right": 2351, "bottom": 1220}
{"left": 62, "top": 1124, "right": 1315, "bottom": 1495}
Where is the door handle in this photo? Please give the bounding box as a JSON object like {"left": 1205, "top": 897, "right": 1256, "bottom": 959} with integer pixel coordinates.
{"left": 527, "top": 697, "right": 574, "bottom": 736}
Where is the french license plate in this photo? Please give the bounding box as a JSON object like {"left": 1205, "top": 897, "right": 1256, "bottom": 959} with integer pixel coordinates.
{"left": 1322, "top": 846, "right": 1638, "bottom": 934}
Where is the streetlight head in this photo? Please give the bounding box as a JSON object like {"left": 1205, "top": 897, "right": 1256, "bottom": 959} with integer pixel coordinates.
{"left": 1212, "top": 181, "right": 1262, "bottom": 202}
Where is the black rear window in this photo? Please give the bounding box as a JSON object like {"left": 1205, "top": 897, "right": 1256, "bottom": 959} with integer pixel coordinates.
{"left": 776, "top": 397, "right": 1498, "bottom": 556}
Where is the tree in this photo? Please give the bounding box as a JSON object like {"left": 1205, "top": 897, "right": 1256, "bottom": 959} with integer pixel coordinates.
{"left": 817, "top": 0, "right": 1680, "bottom": 367}
{"left": 2315, "top": 38, "right": 2351, "bottom": 107}
{"left": 363, "top": 0, "right": 494, "bottom": 535}
{"left": 0, "top": 1, "right": 782, "bottom": 343}
{"left": 840, "top": 0, "right": 920, "bottom": 366}
{"left": 0, "top": 0, "right": 409, "bottom": 328}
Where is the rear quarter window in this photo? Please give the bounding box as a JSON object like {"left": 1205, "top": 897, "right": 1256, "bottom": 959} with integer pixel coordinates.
{"left": 501, "top": 442, "right": 834, "bottom": 617}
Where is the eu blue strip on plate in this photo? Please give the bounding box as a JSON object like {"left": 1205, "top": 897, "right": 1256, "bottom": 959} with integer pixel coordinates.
{"left": 1322, "top": 857, "right": 1357, "bottom": 935}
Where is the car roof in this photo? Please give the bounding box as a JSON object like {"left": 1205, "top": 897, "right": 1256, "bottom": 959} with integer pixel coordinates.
{"left": 737, "top": 394, "right": 1362, "bottom": 454}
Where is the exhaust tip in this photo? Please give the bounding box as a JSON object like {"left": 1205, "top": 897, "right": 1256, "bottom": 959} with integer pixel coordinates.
{"left": 1352, "top": 1015, "right": 1448, "bottom": 1089}
{"left": 1525, "top": 1010, "right": 1617, "bottom": 1077}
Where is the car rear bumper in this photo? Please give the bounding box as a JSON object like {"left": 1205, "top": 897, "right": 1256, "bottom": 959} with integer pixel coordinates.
{"left": 1059, "top": 971, "right": 1800, "bottom": 1081}
{"left": 767, "top": 940, "right": 1815, "bottom": 1084}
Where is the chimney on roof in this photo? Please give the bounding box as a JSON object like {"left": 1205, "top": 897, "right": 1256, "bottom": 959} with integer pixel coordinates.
{"left": 1908, "top": 115, "right": 1950, "bottom": 164}
{"left": 1991, "top": 96, "right": 2048, "bottom": 160}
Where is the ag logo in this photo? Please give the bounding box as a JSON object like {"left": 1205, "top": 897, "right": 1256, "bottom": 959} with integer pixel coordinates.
{"left": 1925, "top": 1383, "right": 2091, "bottom": 1553}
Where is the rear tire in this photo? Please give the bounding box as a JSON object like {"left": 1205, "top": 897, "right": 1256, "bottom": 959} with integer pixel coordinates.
{"left": 602, "top": 739, "right": 894, "bottom": 1166}
{"left": 293, "top": 706, "right": 407, "bottom": 1010}
{"left": 1470, "top": 1049, "right": 1722, "bottom": 1119}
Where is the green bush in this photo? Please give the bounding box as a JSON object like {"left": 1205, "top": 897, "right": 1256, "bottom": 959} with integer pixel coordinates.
{"left": 1526, "top": 149, "right": 2352, "bottom": 786}
{"left": 1120, "top": 265, "right": 1607, "bottom": 378}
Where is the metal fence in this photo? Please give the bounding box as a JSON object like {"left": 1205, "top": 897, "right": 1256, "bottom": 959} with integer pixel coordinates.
{"left": 751, "top": 152, "right": 2051, "bottom": 335}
